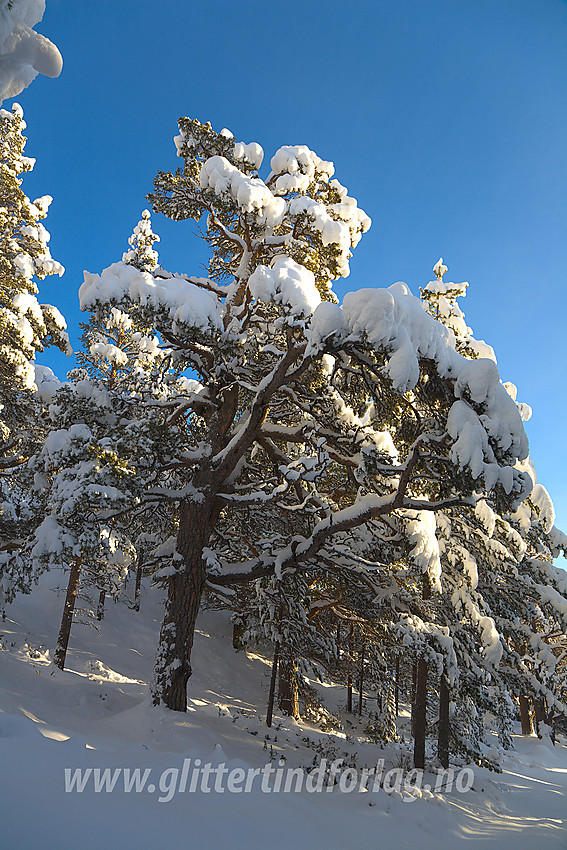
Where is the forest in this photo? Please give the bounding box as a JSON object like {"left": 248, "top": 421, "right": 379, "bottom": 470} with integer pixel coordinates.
{"left": 2, "top": 102, "right": 567, "bottom": 777}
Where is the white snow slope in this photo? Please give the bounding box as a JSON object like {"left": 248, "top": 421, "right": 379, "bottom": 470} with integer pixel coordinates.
{"left": 1, "top": 572, "right": 566, "bottom": 850}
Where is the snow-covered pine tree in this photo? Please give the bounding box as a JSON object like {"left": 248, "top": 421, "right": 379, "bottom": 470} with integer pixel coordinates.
{"left": 420, "top": 259, "right": 567, "bottom": 765}
{"left": 79, "top": 119, "right": 532, "bottom": 714}
{"left": 0, "top": 103, "right": 70, "bottom": 610}
{"left": 28, "top": 212, "right": 185, "bottom": 666}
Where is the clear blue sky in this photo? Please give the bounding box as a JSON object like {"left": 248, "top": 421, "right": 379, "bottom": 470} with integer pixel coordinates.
{"left": 12, "top": 0, "right": 567, "bottom": 539}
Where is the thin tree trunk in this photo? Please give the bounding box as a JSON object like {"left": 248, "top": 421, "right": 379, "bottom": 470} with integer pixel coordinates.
{"left": 358, "top": 642, "right": 365, "bottom": 716}
{"left": 534, "top": 697, "right": 555, "bottom": 743}
{"left": 133, "top": 552, "right": 143, "bottom": 612}
{"left": 232, "top": 619, "right": 246, "bottom": 650}
{"left": 266, "top": 641, "right": 280, "bottom": 728}
{"left": 438, "top": 673, "right": 450, "bottom": 768}
{"left": 53, "top": 555, "right": 82, "bottom": 671}
{"left": 411, "top": 660, "right": 417, "bottom": 736}
{"left": 347, "top": 623, "right": 354, "bottom": 712}
{"left": 278, "top": 659, "right": 300, "bottom": 719}
{"left": 413, "top": 575, "right": 431, "bottom": 757}
{"left": 519, "top": 695, "right": 533, "bottom": 735}
{"left": 395, "top": 656, "right": 400, "bottom": 717}
{"left": 96, "top": 589, "right": 106, "bottom": 621}
{"left": 534, "top": 697, "right": 545, "bottom": 735}
{"left": 413, "top": 655, "right": 428, "bottom": 770}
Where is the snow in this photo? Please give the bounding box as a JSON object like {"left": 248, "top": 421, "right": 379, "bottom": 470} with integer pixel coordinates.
{"left": 530, "top": 483, "right": 555, "bottom": 533}
{"left": 338, "top": 283, "right": 455, "bottom": 388}
{"left": 475, "top": 499, "right": 497, "bottom": 538}
{"left": 249, "top": 256, "right": 321, "bottom": 319}
{"left": 308, "top": 281, "right": 529, "bottom": 495}
{"left": 233, "top": 141, "right": 264, "bottom": 170}
{"left": 287, "top": 194, "right": 370, "bottom": 277}
{"left": 0, "top": 0, "right": 62, "bottom": 101}
{"left": 200, "top": 155, "right": 285, "bottom": 228}
{"left": 34, "top": 363, "right": 60, "bottom": 402}
{"left": 79, "top": 261, "right": 223, "bottom": 334}
{"left": 549, "top": 525, "right": 567, "bottom": 558}
{"left": 433, "top": 257, "right": 448, "bottom": 278}
{"left": 477, "top": 615, "right": 504, "bottom": 667}
{"left": 30, "top": 515, "right": 74, "bottom": 558}
{"left": 270, "top": 144, "right": 335, "bottom": 194}
{"left": 89, "top": 341, "right": 128, "bottom": 365}
{"left": 1, "top": 576, "right": 567, "bottom": 850}
{"left": 404, "top": 509, "right": 442, "bottom": 591}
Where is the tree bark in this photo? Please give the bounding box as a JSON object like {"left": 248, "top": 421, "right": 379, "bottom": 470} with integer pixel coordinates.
{"left": 151, "top": 499, "right": 212, "bottom": 712}
{"left": 519, "top": 695, "right": 533, "bottom": 735}
{"left": 395, "top": 656, "right": 400, "bottom": 717}
{"left": 232, "top": 619, "right": 246, "bottom": 651}
{"left": 53, "top": 555, "right": 82, "bottom": 671}
{"left": 534, "top": 697, "right": 555, "bottom": 743}
{"left": 347, "top": 623, "right": 354, "bottom": 712}
{"left": 278, "top": 659, "right": 300, "bottom": 719}
{"left": 534, "top": 697, "right": 545, "bottom": 734}
{"left": 133, "top": 551, "right": 143, "bottom": 612}
{"left": 358, "top": 642, "right": 365, "bottom": 716}
{"left": 96, "top": 589, "right": 106, "bottom": 621}
{"left": 411, "top": 660, "right": 417, "bottom": 736}
{"left": 438, "top": 673, "right": 450, "bottom": 768}
{"left": 413, "top": 655, "right": 428, "bottom": 769}
{"left": 266, "top": 641, "right": 280, "bottom": 728}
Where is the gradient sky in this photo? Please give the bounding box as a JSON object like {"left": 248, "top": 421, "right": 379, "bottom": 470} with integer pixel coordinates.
{"left": 10, "top": 0, "right": 567, "bottom": 543}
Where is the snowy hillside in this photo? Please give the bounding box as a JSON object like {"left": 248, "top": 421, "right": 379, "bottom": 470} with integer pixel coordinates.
{"left": 1, "top": 572, "right": 566, "bottom": 850}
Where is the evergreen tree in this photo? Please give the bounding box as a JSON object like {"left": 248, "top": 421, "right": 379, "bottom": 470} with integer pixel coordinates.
{"left": 0, "top": 103, "right": 69, "bottom": 610}
{"left": 419, "top": 259, "right": 567, "bottom": 765}
{"left": 79, "top": 119, "right": 531, "bottom": 714}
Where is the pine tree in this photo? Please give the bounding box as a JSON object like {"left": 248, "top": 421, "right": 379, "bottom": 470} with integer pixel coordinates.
{"left": 418, "top": 258, "right": 567, "bottom": 766}
{"left": 22, "top": 213, "right": 176, "bottom": 662}
{"left": 79, "top": 119, "right": 532, "bottom": 715}
{"left": 0, "top": 103, "right": 69, "bottom": 610}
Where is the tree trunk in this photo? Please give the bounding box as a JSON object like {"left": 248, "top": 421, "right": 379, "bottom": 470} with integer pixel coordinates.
{"left": 395, "top": 656, "right": 400, "bottom": 717}
{"left": 232, "top": 619, "right": 246, "bottom": 651}
{"left": 411, "top": 660, "right": 417, "bottom": 736}
{"left": 534, "top": 697, "right": 555, "bottom": 743}
{"left": 438, "top": 673, "right": 450, "bottom": 768}
{"left": 133, "top": 551, "right": 143, "bottom": 612}
{"left": 53, "top": 555, "right": 82, "bottom": 671}
{"left": 519, "top": 695, "right": 534, "bottom": 735}
{"left": 266, "top": 641, "right": 280, "bottom": 728}
{"left": 96, "top": 589, "right": 106, "bottom": 621}
{"left": 358, "top": 642, "right": 365, "bottom": 716}
{"left": 151, "top": 500, "right": 211, "bottom": 712}
{"left": 347, "top": 623, "right": 354, "bottom": 712}
{"left": 278, "top": 659, "right": 300, "bottom": 719}
{"left": 534, "top": 697, "right": 545, "bottom": 735}
{"left": 413, "top": 655, "right": 428, "bottom": 769}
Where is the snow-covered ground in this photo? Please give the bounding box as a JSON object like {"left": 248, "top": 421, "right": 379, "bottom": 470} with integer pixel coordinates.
{"left": 1, "top": 572, "right": 566, "bottom": 849}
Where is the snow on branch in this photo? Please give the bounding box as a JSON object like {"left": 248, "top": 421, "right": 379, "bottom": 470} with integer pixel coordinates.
{"left": 79, "top": 262, "right": 224, "bottom": 335}
{"left": 0, "top": 0, "right": 62, "bottom": 102}
{"left": 308, "top": 281, "right": 530, "bottom": 496}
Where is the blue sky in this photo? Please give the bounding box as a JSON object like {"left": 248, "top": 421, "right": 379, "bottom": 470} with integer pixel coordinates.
{"left": 11, "top": 0, "right": 567, "bottom": 538}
